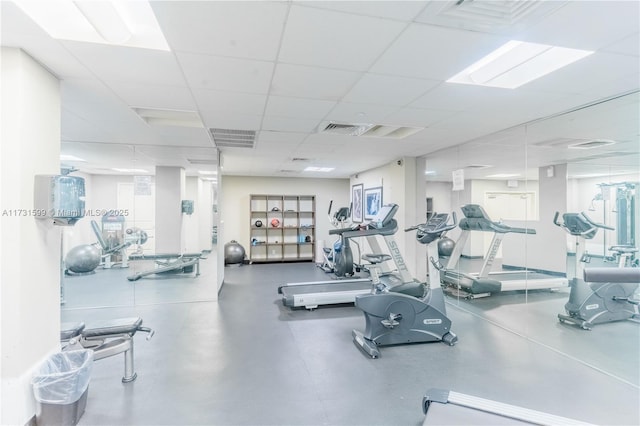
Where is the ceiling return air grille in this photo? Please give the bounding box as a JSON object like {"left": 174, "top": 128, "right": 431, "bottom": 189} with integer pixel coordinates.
{"left": 209, "top": 128, "right": 256, "bottom": 148}
{"left": 534, "top": 138, "right": 616, "bottom": 149}
{"left": 319, "top": 122, "right": 423, "bottom": 139}
{"left": 419, "top": 0, "right": 567, "bottom": 34}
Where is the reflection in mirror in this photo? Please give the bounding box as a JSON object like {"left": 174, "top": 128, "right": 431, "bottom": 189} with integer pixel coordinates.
{"left": 422, "top": 91, "right": 639, "bottom": 388}
{"left": 60, "top": 143, "right": 219, "bottom": 310}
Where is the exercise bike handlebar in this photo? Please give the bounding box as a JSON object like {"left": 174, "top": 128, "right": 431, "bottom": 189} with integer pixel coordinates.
{"left": 553, "top": 211, "right": 615, "bottom": 236}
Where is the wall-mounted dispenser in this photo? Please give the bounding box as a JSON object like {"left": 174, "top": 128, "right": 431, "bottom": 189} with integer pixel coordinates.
{"left": 34, "top": 175, "right": 85, "bottom": 226}
{"left": 182, "top": 200, "right": 194, "bottom": 215}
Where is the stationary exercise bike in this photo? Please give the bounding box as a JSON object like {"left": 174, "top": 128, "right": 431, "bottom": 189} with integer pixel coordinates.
{"left": 352, "top": 212, "right": 459, "bottom": 358}
{"left": 553, "top": 211, "right": 640, "bottom": 330}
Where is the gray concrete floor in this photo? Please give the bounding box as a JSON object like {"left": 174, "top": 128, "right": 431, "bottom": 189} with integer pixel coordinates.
{"left": 62, "top": 258, "right": 640, "bottom": 425}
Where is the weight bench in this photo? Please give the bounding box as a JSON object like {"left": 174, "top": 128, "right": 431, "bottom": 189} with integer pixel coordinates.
{"left": 61, "top": 317, "right": 154, "bottom": 383}
{"left": 126, "top": 252, "right": 204, "bottom": 281}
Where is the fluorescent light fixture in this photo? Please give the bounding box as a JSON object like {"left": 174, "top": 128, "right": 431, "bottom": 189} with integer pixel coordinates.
{"left": 132, "top": 107, "right": 204, "bottom": 128}
{"left": 424, "top": 170, "right": 437, "bottom": 175}
{"left": 60, "top": 154, "right": 86, "bottom": 162}
{"left": 447, "top": 40, "right": 593, "bottom": 89}
{"left": 112, "top": 168, "right": 149, "bottom": 173}
{"left": 198, "top": 170, "right": 218, "bottom": 175}
{"left": 13, "top": 1, "right": 170, "bottom": 50}
{"left": 304, "top": 166, "right": 335, "bottom": 172}
{"left": 486, "top": 173, "right": 520, "bottom": 178}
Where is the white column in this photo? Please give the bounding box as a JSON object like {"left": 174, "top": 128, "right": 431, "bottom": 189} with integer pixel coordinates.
{"left": 154, "top": 166, "right": 185, "bottom": 253}
{"left": 1, "top": 47, "right": 62, "bottom": 425}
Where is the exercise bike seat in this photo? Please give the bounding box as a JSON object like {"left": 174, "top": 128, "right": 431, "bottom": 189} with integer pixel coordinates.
{"left": 388, "top": 280, "right": 426, "bottom": 298}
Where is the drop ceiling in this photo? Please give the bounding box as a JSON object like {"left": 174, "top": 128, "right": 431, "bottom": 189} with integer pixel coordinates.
{"left": 1, "top": 1, "right": 638, "bottom": 180}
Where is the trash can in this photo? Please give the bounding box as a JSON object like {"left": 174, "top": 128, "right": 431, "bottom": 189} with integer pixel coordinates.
{"left": 32, "top": 350, "right": 93, "bottom": 426}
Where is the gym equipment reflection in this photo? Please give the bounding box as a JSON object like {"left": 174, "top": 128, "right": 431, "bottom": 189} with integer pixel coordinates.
{"left": 553, "top": 212, "right": 640, "bottom": 329}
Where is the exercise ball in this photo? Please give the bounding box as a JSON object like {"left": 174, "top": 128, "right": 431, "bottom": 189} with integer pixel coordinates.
{"left": 255, "top": 220, "right": 263, "bottom": 228}
{"left": 270, "top": 218, "right": 280, "bottom": 228}
{"left": 438, "top": 237, "right": 455, "bottom": 257}
{"left": 224, "top": 240, "right": 246, "bottom": 265}
{"left": 65, "top": 244, "right": 101, "bottom": 273}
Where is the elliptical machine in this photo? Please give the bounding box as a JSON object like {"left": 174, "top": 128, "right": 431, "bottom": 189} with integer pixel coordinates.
{"left": 553, "top": 211, "right": 640, "bottom": 330}
{"left": 318, "top": 201, "right": 360, "bottom": 278}
{"left": 352, "top": 212, "right": 459, "bottom": 358}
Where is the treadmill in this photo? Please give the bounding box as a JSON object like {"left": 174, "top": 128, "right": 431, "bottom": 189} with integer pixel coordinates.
{"left": 422, "top": 388, "right": 594, "bottom": 425}
{"left": 278, "top": 204, "right": 412, "bottom": 310}
{"left": 440, "top": 204, "right": 568, "bottom": 298}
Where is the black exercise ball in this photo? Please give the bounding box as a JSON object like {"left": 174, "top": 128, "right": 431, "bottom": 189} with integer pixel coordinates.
{"left": 255, "top": 220, "right": 263, "bottom": 228}
{"left": 224, "top": 240, "right": 246, "bottom": 265}
{"left": 438, "top": 237, "right": 455, "bottom": 257}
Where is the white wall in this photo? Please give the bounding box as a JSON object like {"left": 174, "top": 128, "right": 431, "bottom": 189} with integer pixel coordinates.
{"left": 220, "top": 176, "right": 350, "bottom": 262}
{"left": 350, "top": 158, "right": 419, "bottom": 276}
{"left": 1, "top": 47, "right": 62, "bottom": 425}
{"left": 503, "top": 166, "right": 566, "bottom": 273}
{"left": 155, "top": 166, "right": 185, "bottom": 253}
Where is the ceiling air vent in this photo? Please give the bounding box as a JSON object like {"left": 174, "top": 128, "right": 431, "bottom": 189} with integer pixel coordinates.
{"left": 568, "top": 140, "right": 616, "bottom": 150}
{"left": 418, "top": 0, "right": 567, "bottom": 34}
{"left": 319, "top": 122, "right": 423, "bottom": 139}
{"left": 321, "top": 122, "right": 375, "bottom": 136}
{"left": 209, "top": 128, "right": 256, "bottom": 148}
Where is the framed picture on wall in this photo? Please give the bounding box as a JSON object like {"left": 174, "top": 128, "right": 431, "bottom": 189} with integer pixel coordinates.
{"left": 364, "top": 186, "right": 383, "bottom": 219}
{"left": 351, "top": 184, "right": 363, "bottom": 223}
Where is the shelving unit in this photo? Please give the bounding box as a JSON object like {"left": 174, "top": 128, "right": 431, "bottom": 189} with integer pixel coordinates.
{"left": 249, "top": 194, "right": 316, "bottom": 263}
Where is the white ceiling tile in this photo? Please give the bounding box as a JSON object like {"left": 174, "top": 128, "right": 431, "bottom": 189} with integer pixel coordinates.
{"left": 107, "top": 81, "right": 198, "bottom": 111}
{"left": 523, "top": 52, "right": 640, "bottom": 95}
{"left": 303, "top": 1, "right": 428, "bottom": 22}
{"left": 193, "top": 89, "right": 267, "bottom": 117}
{"left": 152, "top": 1, "right": 288, "bottom": 61}
{"left": 278, "top": 5, "right": 407, "bottom": 71}
{"left": 149, "top": 127, "right": 212, "bottom": 148}
{"left": 343, "top": 74, "right": 440, "bottom": 106}
{"left": 271, "top": 64, "right": 361, "bottom": 101}
{"left": 257, "top": 131, "right": 308, "bottom": 145}
{"left": 265, "top": 96, "right": 336, "bottom": 120}
{"left": 522, "top": 1, "right": 640, "bottom": 50}
{"left": 262, "top": 116, "right": 320, "bottom": 133}
{"left": 410, "top": 83, "right": 500, "bottom": 111}
{"left": 62, "top": 42, "right": 185, "bottom": 85}
{"left": 370, "top": 23, "right": 505, "bottom": 80}
{"left": 602, "top": 32, "right": 640, "bottom": 57}
{"left": 203, "top": 113, "right": 263, "bottom": 131}
{"left": 325, "top": 102, "right": 401, "bottom": 123}
{"left": 178, "top": 52, "right": 274, "bottom": 93}
{"left": 383, "top": 107, "right": 458, "bottom": 128}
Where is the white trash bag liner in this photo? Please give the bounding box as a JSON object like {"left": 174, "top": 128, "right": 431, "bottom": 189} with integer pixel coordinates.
{"left": 32, "top": 350, "right": 93, "bottom": 405}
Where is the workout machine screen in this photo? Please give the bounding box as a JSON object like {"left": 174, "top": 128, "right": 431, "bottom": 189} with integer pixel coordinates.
{"left": 372, "top": 204, "right": 397, "bottom": 226}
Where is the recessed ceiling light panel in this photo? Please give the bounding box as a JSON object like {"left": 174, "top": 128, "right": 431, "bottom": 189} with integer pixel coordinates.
{"left": 448, "top": 41, "right": 593, "bottom": 89}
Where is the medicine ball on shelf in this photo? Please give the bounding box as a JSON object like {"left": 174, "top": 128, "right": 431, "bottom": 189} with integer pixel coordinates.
{"left": 255, "top": 220, "right": 263, "bottom": 228}
{"left": 271, "top": 218, "right": 280, "bottom": 228}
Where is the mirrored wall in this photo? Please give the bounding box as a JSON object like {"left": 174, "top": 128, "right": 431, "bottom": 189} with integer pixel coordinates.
{"left": 422, "top": 91, "right": 639, "bottom": 387}
{"left": 59, "top": 143, "right": 220, "bottom": 310}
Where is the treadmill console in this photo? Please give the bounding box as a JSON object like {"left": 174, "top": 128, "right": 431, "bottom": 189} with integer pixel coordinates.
{"left": 371, "top": 204, "right": 398, "bottom": 228}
